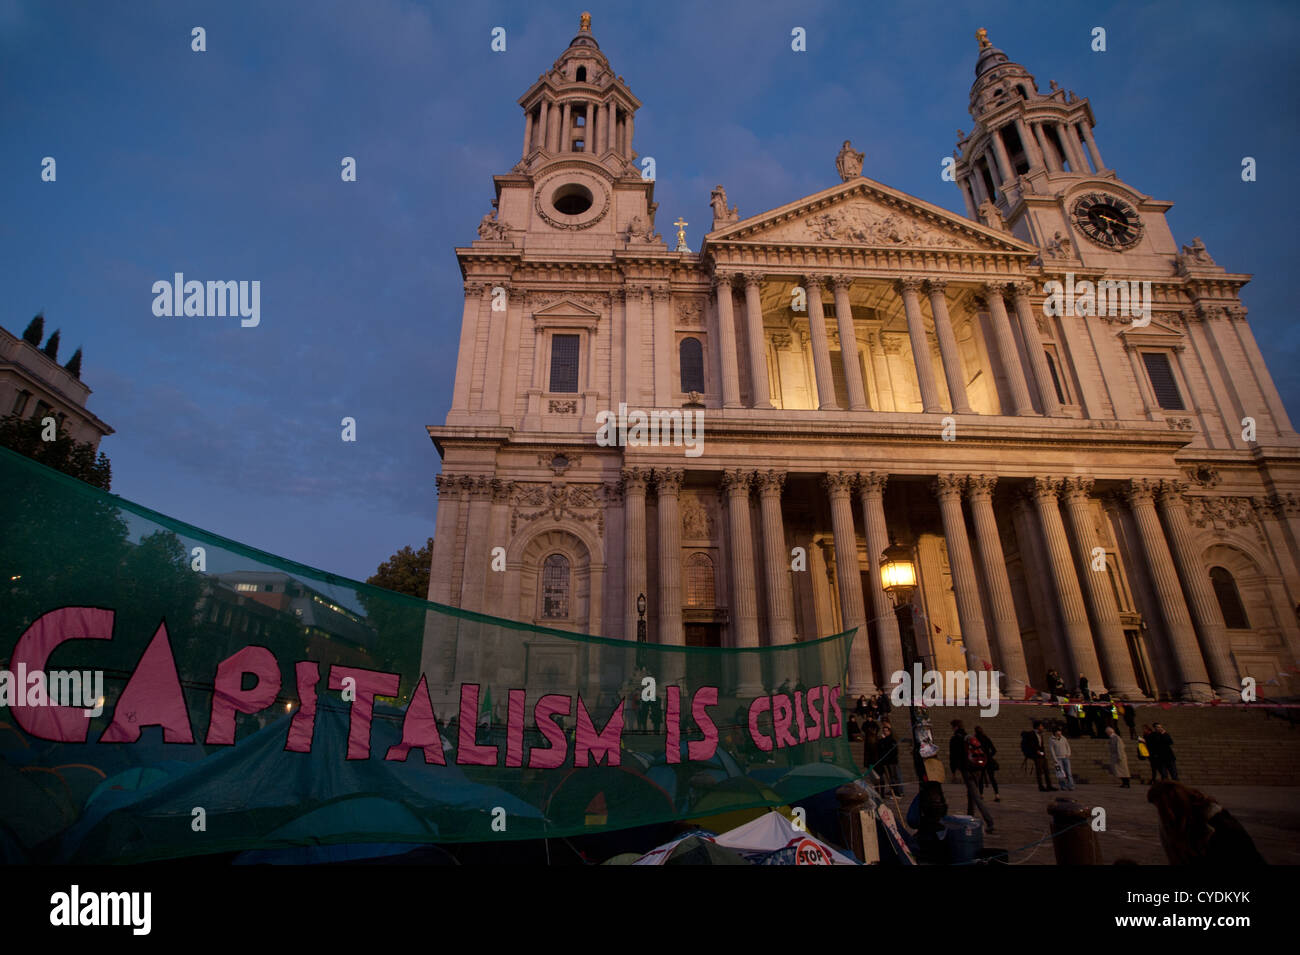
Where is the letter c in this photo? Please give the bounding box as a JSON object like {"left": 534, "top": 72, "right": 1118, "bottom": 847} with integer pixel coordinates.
{"left": 747, "top": 696, "right": 773, "bottom": 752}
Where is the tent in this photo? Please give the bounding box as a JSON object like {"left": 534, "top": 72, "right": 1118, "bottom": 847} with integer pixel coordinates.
{"left": 714, "top": 810, "right": 858, "bottom": 865}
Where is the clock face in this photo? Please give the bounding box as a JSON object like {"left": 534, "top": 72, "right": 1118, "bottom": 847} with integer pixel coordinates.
{"left": 1071, "top": 193, "right": 1144, "bottom": 250}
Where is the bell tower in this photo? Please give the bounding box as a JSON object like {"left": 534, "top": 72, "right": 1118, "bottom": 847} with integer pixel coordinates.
{"left": 479, "top": 12, "right": 661, "bottom": 252}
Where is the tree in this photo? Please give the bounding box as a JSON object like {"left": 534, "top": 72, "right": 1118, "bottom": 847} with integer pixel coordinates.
{"left": 358, "top": 538, "right": 435, "bottom": 650}
{"left": 42, "top": 329, "right": 60, "bottom": 361}
{"left": 64, "top": 348, "right": 83, "bottom": 379}
{"left": 21, "top": 314, "right": 44, "bottom": 345}
{"left": 366, "top": 538, "right": 435, "bottom": 598}
{"left": 0, "top": 413, "right": 112, "bottom": 490}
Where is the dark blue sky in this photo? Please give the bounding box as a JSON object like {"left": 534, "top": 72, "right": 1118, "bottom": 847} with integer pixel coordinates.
{"left": 3, "top": 0, "right": 1297, "bottom": 582}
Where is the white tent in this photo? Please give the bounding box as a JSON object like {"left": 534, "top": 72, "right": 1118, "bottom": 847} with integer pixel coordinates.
{"left": 714, "top": 810, "right": 858, "bottom": 865}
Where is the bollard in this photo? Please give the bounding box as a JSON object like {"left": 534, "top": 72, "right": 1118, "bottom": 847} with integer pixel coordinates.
{"left": 1047, "top": 797, "right": 1102, "bottom": 865}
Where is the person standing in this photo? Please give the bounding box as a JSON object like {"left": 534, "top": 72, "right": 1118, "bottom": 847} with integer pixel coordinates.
{"left": 1078, "top": 674, "right": 1091, "bottom": 702}
{"left": 1049, "top": 727, "right": 1074, "bottom": 790}
{"left": 1149, "top": 723, "right": 1178, "bottom": 780}
{"left": 878, "top": 721, "right": 904, "bottom": 797}
{"left": 1106, "top": 725, "right": 1132, "bottom": 787}
{"left": 863, "top": 721, "right": 883, "bottom": 787}
{"left": 949, "top": 720, "right": 995, "bottom": 834}
{"left": 1122, "top": 700, "right": 1138, "bottom": 740}
{"left": 1022, "top": 720, "right": 1057, "bottom": 792}
{"left": 974, "top": 726, "right": 1000, "bottom": 801}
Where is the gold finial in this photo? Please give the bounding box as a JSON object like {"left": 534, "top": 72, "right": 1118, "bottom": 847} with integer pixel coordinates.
{"left": 673, "top": 217, "right": 689, "bottom": 252}
{"left": 580, "top": 12, "right": 591, "bottom": 32}
{"left": 975, "top": 27, "right": 990, "bottom": 50}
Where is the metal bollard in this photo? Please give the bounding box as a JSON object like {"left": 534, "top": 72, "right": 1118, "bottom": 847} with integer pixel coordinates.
{"left": 1047, "top": 797, "right": 1102, "bottom": 865}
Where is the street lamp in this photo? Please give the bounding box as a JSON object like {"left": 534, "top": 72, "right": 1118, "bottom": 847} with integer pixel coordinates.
{"left": 636, "top": 592, "right": 648, "bottom": 669}
{"left": 880, "top": 539, "right": 931, "bottom": 786}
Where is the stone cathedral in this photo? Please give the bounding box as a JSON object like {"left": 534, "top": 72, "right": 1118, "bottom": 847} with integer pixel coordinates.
{"left": 427, "top": 15, "right": 1300, "bottom": 702}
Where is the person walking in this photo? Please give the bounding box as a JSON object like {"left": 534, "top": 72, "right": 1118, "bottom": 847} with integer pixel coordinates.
{"left": 1036, "top": 720, "right": 1059, "bottom": 791}
{"left": 1049, "top": 727, "right": 1074, "bottom": 790}
{"left": 863, "top": 721, "right": 883, "bottom": 787}
{"left": 1106, "top": 725, "right": 1132, "bottom": 787}
{"left": 974, "top": 726, "right": 1000, "bottom": 801}
{"left": 1148, "top": 723, "right": 1178, "bottom": 780}
{"left": 1022, "top": 720, "right": 1057, "bottom": 792}
{"left": 877, "top": 721, "right": 904, "bottom": 797}
{"left": 949, "top": 720, "right": 995, "bottom": 834}
{"left": 1122, "top": 700, "right": 1138, "bottom": 740}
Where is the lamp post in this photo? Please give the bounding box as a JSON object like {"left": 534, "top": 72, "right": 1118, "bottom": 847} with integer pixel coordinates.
{"left": 880, "top": 539, "right": 930, "bottom": 786}
{"left": 636, "top": 592, "right": 647, "bottom": 669}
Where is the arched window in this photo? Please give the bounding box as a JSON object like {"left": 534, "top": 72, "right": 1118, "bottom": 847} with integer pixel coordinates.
{"left": 541, "top": 553, "right": 571, "bottom": 618}
{"left": 575, "top": 66, "right": 587, "bottom": 82}
{"left": 685, "top": 553, "right": 715, "bottom": 607}
{"left": 1210, "top": 567, "right": 1250, "bottom": 629}
{"left": 679, "top": 337, "right": 704, "bottom": 393}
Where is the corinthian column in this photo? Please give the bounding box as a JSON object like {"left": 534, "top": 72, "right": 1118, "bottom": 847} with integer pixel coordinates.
{"left": 1010, "top": 281, "right": 1061, "bottom": 416}
{"left": 896, "top": 278, "right": 943, "bottom": 413}
{"left": 981, "top": 283, "right": 1036, "bottom": 416}
{"left": 934, "top": 474, "right": 993, "bottom": 671}
{"left": 926, "top": 280, "right": 972, "bottom": 414}
{"left": 831, "top": 277, "right": 869, "bottom": 410}
{"left": 460, "top": 477, "right": 493, "bottom": 611}
{"left": 1030, "top": 478, "right": 1105, "bottom": 685}
{"left": 756, "top": 470, "right": 795, "bottom": 644}
{"left": 722, "top": 469, "right": 762, "bottom": 693}
{"left": 740, "top": 273, "right": 772, "bottom": 408}
{"left": 622, "top": 467, "right": 650, "bottom": 642}
{"left": 1059, "top": 478, "right": 1142, "bottom": 698}
{"left": 825, "top": 472, "right": 874, "bottom": 693}
{"left": 966, "top": 475, "right": 1029, "bottom": 695}
{"left": 430, "top": 474, "right": 462, "bottom": 604}
{"left": 858, "top": 472, "right": 904, "bottom": 684}
{"left": 1156, "top": 481, "right": 1238, "bottom": 699}
{"left": 655, "top": 469, "right": 685, "bottom": 646}
{"left": 804, "top": 275, "right": 838, "bottom": 410}
{"left": 712, "top": 273, "right": 743, "bottom": 408}
{"left": 1125, "top": 480, "right": 1214, "bottom": 701}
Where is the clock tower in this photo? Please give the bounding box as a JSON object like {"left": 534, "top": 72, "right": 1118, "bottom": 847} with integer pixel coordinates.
{"left": 953, "top": 28, "right": 1180, "bottom": 275}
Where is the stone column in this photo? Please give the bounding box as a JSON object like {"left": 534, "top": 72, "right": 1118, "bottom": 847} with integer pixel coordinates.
{"left": 925, "top": 280, "right": 971, "bottom": 414}
{"left": 857, "top": 473, "right": 904, "bottom": 685}
{"left": 989, "top": 127, "right": 1014, "bottom": 184}
{"left": 803, "top": 275, "right": 838, "bottom": 409}
{"left": 1059, "top": 478, "right": 1143, "bottom": 698}
{"left": 1031, "top": 478, "right": 1105, "bottom": 685}
{"left": 712, "top": 273, "right": 743, "bottom": 408}
{"left": 1079, "top": 121, "right": 1104, "bottom": 172}
{"left": 1124, "top": 480, "right": 1214, "bottom": 701}
{"left": 826, "top": 472, "right": 875, "bottom": 693}
{"left": 523, "top": 109, "right": 534, "bottom": 156}
{"left": 451, "top": 282, "right": 489, "bottom": 414}
{"left": 622, "top": 467, "right": 650, "bottom": 642}
{"left": 960, "top": 179, "right": 978, "bottom": 219}
{"left": 1157, "top": 481, "right": 1239, "bottom": 699}
{"left": 722, "top": 469, "right": 763, "bottom": 693}
{"left": 625, "top": 113, "right": 634, "bottom": 156}
{"left": 981, "top": 283, "right": 1036, "bottom": 416}
{"left": 896, "top": 278, "right": 942, "bottom": 413}
{"left": 934, "top": 474, "right": 994, "bottom": 672}
{"left": 600, "top": 102, "right": 611, "bottom": 153}
{"left": 459, "top": 477, "right": 493, "bottom": 611}
{"left": 560, "top": 102, "right": 571, "bottom": 152}
{"left": 756, "top": 470, "right": 795, "bottom": 644}
{"left": 655, "top": 468, "right": 685, "bottom": 646}
{"left": 831, "top": 277, "right": 868, "bottom": 410}
{"left": 623, "top": 284, "right": 646, "bottom": 407}
{"left": 1032, "top": 122, "right": 1060, "bottom": 173}
{"left": 966, "top": 475, "right": 1029, "bottom": 696}
{"left": 1010, "top": 281, "right": 1061, "bottom": 416}
{"left": 1016, "top": 116, "right": 1043, "bottom": 170}
{"left": 430, "top": 475, "right": 462, "bottom": 604}
{"left": 652, "top": 287, "right": 672, "bottom": 406}
{"left": 742, "top": 273, "right": 772, "bottom": 408}
{"left": 867, "top": 331, "right": 895, "bottom": 411}
{"left": 1060, "top": 123, "right": 1089, "bottom": 173}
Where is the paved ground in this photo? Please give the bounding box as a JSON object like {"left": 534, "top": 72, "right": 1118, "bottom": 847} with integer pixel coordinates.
{"left": 883, "top": 775, "right": 1300, "bottom": 865}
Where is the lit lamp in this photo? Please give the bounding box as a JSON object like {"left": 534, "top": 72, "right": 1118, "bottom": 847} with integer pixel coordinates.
{"left": 879, "top": 538, "right": 929, "bottom": 785}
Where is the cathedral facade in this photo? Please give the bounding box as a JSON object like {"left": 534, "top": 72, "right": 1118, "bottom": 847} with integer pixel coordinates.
{"left": 427, "top": 16, "right": 1300, "bottom": 702}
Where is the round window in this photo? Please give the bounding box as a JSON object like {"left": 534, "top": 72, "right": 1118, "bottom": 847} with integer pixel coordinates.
{"left": 552, "top": 183, "right": 594, "bottom": 216}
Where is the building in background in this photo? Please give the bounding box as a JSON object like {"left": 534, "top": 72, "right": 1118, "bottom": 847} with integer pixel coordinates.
{"left": 427, "top": 16, "right": 1300, "bottom": 702}
{"left": 0, "top": 321, "right": 113, "bottom": 449}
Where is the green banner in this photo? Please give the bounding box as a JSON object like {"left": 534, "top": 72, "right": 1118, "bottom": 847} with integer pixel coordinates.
{"left": 0, "top": 446, "right": 856, "bottom": 863}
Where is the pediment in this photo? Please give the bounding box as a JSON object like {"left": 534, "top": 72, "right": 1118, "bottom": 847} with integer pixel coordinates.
{"left": 532, "top": 297, "right": 601, "bottom": 318}
{"left": 704, "top": 177, "right": 1037, "bottom": 255}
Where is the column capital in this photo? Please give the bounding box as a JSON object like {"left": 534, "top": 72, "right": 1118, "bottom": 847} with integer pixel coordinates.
{"left": 1157, "top": 479, "right": 1188, "bottom": 504}
{"left": 741, "top": 271, "right": 765, "bottom": 289}
{"left": 856, "top": 471, "right": 888, "bottom": 497}
{"left": 651, "top": 286, "right": 672, "bottom": 303}
{"left": 1060, "top": 476, "right": 1096, "bottom": 501}
{"left": 490, "top": 478, "right": 515, "bottom": 503}
{"left": 1031, "top": 476, "right": 1063, "bottom": 500}
{"left": 893, "top": 277, "right": 925, "bottom": 296}
{"left": 720, "top": 468, "right": 753, "bottom": 495}
{"left": 830, "top": 275, "right": 854, "bottom": 293}
{"left": 804, "top": 273, "right": 827, "bottom": 290}
{"left": 608, "top": 287, "right": 626, "bottom": 304}
{"left": 654, "top": 467, "right": 685, "bottom": 495}
{"left": 619, "top": 466, "right": 651, "bottom": 493}
{"left": 711, "top": 271, "right": 735, "bottom": 291}
{"left": 979, "top": 279, "right": 1010, "bottom": 298}
{"left": 1124, "top": 478, "right": 1160, "bottom": 506}
{"left": 466, "top": 475, "right": 495, "bottom": 500}
{"left": 754, "top": 469, "right": 786, "bottom": 495}
{"left": 933, "top": 473, "right": 968, "bottom": 500}
{"left": 1010, "top": 280, "right": 1036, "bottom": 300}
{"left": 923, "top": 279, "right": 948, "bottom": 297}
{"left": 966, "top": 474, "right": 998, "bottom": 499}
{"left": 435, "top": 473, "right": 460, "bottom": 497}
{"left": 823, "top": 470, "right": 857, "bottom": 498}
